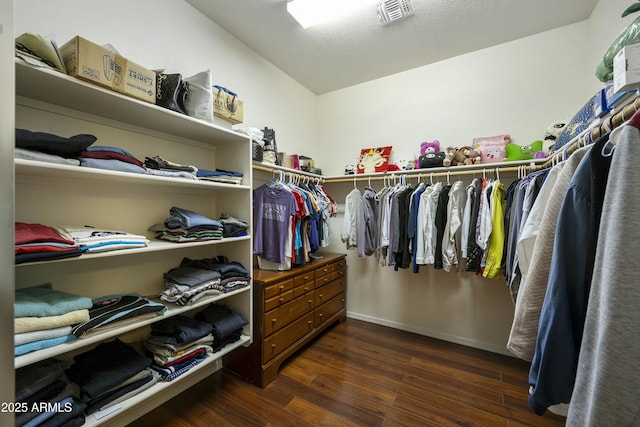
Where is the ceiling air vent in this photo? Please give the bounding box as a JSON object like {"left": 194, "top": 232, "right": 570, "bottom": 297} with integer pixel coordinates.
{"left": 377, "top": 0, "right": 414, "bottom": 25}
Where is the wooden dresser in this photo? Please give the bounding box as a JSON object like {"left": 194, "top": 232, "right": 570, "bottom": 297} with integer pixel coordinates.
{"left": 225, "top": 252, "right": 347, "bottom": 387}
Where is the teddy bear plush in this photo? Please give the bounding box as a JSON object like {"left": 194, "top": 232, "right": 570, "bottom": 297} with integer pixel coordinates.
{"left": 461, "top": 146, "right": 482, "bottom": 165}
{"left": 420, "top": 140, "right": 441, "bottom": 155}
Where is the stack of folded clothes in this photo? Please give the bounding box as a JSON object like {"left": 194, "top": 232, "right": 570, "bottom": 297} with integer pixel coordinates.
{"left": 65, "top": 339, "right": 156, "bottom": 416}
{"left": 144, "top": 155, "right": 197, "bottom": 180}
{"left": 15, "top": 358, "right": 86, "bottom": 427}
{"left": 71, "top": 293, "right": 167, "bottom": 338}
{"left": 218, "top": 213, "right": 249, "bottom": 238}
{"left": 14, "top": 128, "right": 96, "bottom": 166}
{"left": 14, "top": 284, "right": 92, "bottom": 356}
{"left": 15, "top": 222, "right": 83, "bottom": 264}
{"left": 160, "top": 256, "right": 250, "bottom": 305}
{"left": 79, "top": 145, "right": 146, "bottom": 175}
{"left": 143, "top": 315, "right": 213, "bottom": 382}
{"left": 196, "top": 168, "right": 243, "bottom": 185}
{"left": 150, "top": 206, "right": 223, "bottom": 243}
{"left": 195, "top": 303, "right": 248, "bottom": 352}
{"left": 55, "top": 225, "right": 149, "bottom": 253}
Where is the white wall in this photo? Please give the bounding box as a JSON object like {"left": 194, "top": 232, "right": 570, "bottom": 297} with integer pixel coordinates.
{"left": 315, "top": 0, "right": 634, "bottom": 355}
{"left": 315, "top": 22, "right": 592, "bottom": 176}
{"left": 13, "top": 0, "right": 317, "bottom": 156}
{"left": 0, "top": 0, "right": 14, "bottom": 422}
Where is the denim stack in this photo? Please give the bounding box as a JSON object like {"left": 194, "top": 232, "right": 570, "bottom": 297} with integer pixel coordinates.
{"left": 15, "top": 358, "right": 86, "bottom": 427}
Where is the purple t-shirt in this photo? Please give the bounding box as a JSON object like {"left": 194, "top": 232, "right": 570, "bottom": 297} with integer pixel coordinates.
{"left": 253, "top": 184, "right": 297, "bottom": 263}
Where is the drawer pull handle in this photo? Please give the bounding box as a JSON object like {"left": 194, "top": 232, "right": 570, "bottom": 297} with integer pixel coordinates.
{"left": 304, "top": 276, "right": 309, "bottom": 280}
{"left": 308, "top": 320, "right": 312, "bottom": 325}
{"left": 319, "top": 294, "right": 323, "bottom": 299}
{"left": 272, "top": 318, "right": 277, "bottom": 323}
{"left": 319, "top": 313, "right": 323, "bottom": 318}
{"left": 341, "top": 298, "right": 345, "bottom": 302}
{"left": 308, "top": 300, "right": 313, "bottom": 304}
{"left": 279, "top": 286, "right": 284, "bottom": 290}
{"left": 279, "top": 298, "right": 284, "bottom": 302}
{"left": 323, "top": 268, "right": 328, "bottom": 272}
{"left": 271, "top": 344, "right": 276, "bottom": 349}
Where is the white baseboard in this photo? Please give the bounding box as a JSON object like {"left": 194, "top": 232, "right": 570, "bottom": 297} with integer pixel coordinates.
{"left": 346, "top": 311, "right": 513, "bottom": 357}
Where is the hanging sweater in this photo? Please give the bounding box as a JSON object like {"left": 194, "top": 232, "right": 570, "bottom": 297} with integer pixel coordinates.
{"left": 567, "top": 117, "right": 640, "bottom": 426}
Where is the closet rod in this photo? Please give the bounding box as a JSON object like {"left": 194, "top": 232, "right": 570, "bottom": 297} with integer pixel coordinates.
{"left": 327, "top": 165, "right": 532, "bottom": 184}
{"left": 538, "top": 95, "right": 640, "bottom": 170}
{"left": 252, "top": 163, "right": 325, "bottom": 181}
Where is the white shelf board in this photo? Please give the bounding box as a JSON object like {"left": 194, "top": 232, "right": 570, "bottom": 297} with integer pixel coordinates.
{"left": 15, "top": 60, "right": 248, "bottom": 147}
{"left": 15, "top": 158, "right": 251, "bottom": 191}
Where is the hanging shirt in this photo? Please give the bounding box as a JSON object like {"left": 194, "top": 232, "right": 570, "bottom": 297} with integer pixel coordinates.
{"left": 567, "top": 121, "right": 640, "bottom": 427}
{"left": 341, "top": 188, "right": 362, "bottom": 251}
{"left": 415, "top": 182, "right": 442, "bottom": 265}
{"left": 483, "top": 180, "right": 505, "bottom": 279}
{"left": 528, "top": 135, "right": 613, "bottom": 416}
{"left": 253, "top": 182, "right": 297, "bottom": 264}
{"left": 506, "top": 146, "right": 590, "bottom": 361}
{"left": 442, "top": 180, "right": 466, "bottom": 272}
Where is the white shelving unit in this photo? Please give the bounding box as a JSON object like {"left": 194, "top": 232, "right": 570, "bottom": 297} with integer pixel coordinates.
{"left": 14, "top": 60, "right": 253, "bottom": 426}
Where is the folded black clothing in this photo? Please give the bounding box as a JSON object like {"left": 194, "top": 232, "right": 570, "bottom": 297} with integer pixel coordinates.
{"left": 149, "top": 315, "right": 214, "bottom": 345}
{"left": 144, "top": 155, "right": 196, "bottom": 172}
{"left": 21, "top": 379, "right": 67, "bottom": 407}
{"left": 179, "top": 257, "right": 249, "bottom": 278}
{"left": 196, "top": 303, "right": 248, "bottom": 340}
{"left": 211, "top": 329, "right": 243, "bottom": 352}
{"left": 222, "top": 223, "right": 249, "bottom": 238}
{"left": 84, "top": 372, "right": 154, "bottom": 415}
{"left": 16, "top": 128, "right": 97, "bottom": 157}
{"left": 66, "top": 339, "right": 152, "bottom": 400}
{"left": 164, "top": 267, "right": 221, "bottom": 287}
{"left": 15, "top": 358, "right": 70, "bottom": 403}
{"left": 15, "top": 387, "right": 74, "bottom": 427}
{"left": 38, "top": 397, "right": 86, "bottom": 427}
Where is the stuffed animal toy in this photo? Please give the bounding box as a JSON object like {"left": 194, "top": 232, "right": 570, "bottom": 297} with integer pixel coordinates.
{"left": 543, "top": 120, "right": 567, "bottom": 154}
{"left": 505, "top": 140, "right": 544, "bottom": 161}
{"left": 461, "top": 146, "right": 482, "bottom": 165}
{"left": 443, "top": 146, "right": 481, "bottom": 167}
{"left": 420, "top": 140, "right": 441, "bottom": 155}
{"left": 443, "top": 146, "right": 461, "bottom": 167}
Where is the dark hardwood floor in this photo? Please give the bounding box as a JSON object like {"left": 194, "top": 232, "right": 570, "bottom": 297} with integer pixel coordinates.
{"left": 129, "top": 319, "right": 566, "bottom": 427}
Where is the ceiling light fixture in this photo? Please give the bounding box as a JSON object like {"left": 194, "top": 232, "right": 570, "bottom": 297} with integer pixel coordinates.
{"left": 287, "top": 0, "right": 375, "bottom": 29}
{"left": 377, "top": 0, "right": 415, "bottom": 25}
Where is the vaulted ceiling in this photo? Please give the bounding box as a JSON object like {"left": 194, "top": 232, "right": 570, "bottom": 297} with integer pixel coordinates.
{"left": 186, "top": 0, "right": 599, "bottom": 94}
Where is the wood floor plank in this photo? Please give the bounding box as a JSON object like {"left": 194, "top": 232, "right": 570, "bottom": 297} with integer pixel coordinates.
{"left": 130, "top": 319, "right": 566, "bottom": 427}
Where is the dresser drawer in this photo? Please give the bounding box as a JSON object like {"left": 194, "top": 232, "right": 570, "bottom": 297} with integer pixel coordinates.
{"left": 315, "top": 270, "right": 343, "bottom": 287}
{"left": 264, "top": 289, "right": 293, "bottom": 312}
{"left": 264, "top": 278, "right": 294, "bottom": 301}
{"left": 315, "top": 277, "right": 345, "bottom": 307}
{"left": 293, "top": 271, "right": 315, "bottom": 287}
{"left": 263, "top": 292, "right": 315, "bottom": 336}
{"left": 293, "top": 281, "right": 314, "bottom": 298}
{"left": 314, "top": 292, "right": 345, "bottom": 328}
{"left": 263, "top": 312, "right": 314, "bottom": 364}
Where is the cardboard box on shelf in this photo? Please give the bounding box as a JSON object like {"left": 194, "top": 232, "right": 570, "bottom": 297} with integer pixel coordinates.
{"left": 59, "top": 36, "right": 156, "bottom": 103}
{"left": 613, "top": 41, "right": 640, "bottom": 94}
